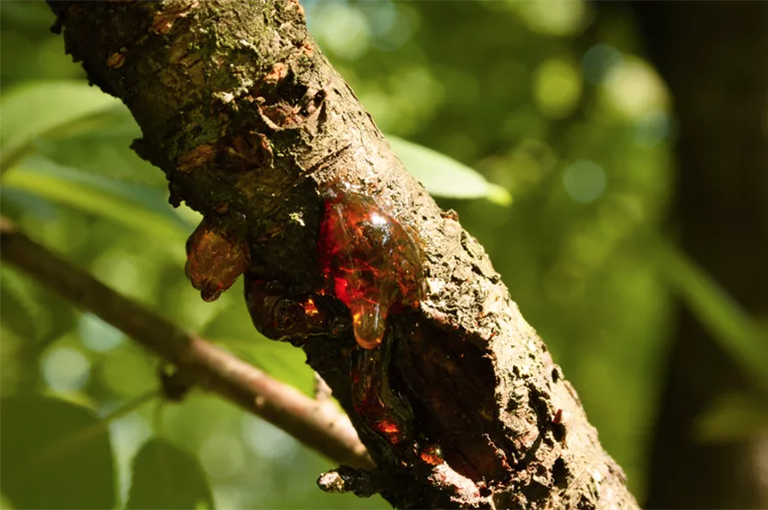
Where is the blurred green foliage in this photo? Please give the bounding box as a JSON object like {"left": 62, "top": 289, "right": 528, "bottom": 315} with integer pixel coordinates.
{"left": 1, "top": 395, "right": 115, "bottom": 509}
{"left": 2, "top": 1, "right": 766, "bottom": 509}
{"left": 126, "top": 437, "right": 214, "bottom": 510}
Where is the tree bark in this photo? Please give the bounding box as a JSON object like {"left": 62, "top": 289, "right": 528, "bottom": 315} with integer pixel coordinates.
{"left": 48, "top": 1, "right": 638, "bottom": 508}
{"left": 631, "top": 3, "right": 768, "bottom": 508}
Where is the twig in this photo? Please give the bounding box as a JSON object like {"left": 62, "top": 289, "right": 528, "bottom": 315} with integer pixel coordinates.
{"left": 0, "top": 216, "right": 373, "bottom": 470}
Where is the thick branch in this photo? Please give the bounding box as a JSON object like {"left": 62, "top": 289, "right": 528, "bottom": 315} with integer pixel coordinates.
{"left": 0, "top": 217, "right": 372, "bottom": 470}
{"left": 48, "top": 1, "right": 638, "bottom": 508}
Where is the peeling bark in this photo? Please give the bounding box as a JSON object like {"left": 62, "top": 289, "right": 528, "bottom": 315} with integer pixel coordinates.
{"left": 48, "top": 1, "right": 638, "bottom": 508}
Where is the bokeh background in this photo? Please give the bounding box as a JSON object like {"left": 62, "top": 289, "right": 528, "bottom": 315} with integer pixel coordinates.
{"left": 2, "top": 1, "right": 766, "bottom": 509}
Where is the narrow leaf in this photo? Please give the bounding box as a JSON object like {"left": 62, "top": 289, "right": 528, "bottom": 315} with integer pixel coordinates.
{"left": 126, "top": 437, "right": 214, "bottom": 510}
{"left": 0, "top": 265, "right": 77, "bottom": 349}
{"left": 387, "top": 135, "right": 512, "bottom": 205}
{"left": 0, "top": 266, "right": 42, "bottom": 341}
{"left": 0, "top": 395, "right": 116, "bottom": 509}
{"left": 0, "top": 80, "right": 120, "bottom": 172}
{"left": 694, "top": 392, "right": 768, "bottom": 443}
{"left": 34, "top": 108, "right": 167, "bottom": 188}
{"left": 3, "top": 160, "right": 190, "bottom": 243}
{"left": 654, "top": 235, "right": 768, "bottom": 394}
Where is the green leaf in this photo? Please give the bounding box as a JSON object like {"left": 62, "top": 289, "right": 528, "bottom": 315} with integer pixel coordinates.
{"left": 654, "top": 235, "right": 768, "bottom": 394}
{"left": 694, "top": 392, "right": 768, "bottom": 443}
{"left": 217, "top": 336, "right": 315, "bottom": 397}
{"left": 34, "top": 108, "right": 167, "bottom": 188}
{"left": 0, "top": 395, "right": 116, "bottom": 509}
{"left": 201, "top": 300, "right": 314, "bottom": 396}
{"left": 126, "top": 437, "right": 215, "bottom": 510}
{"left": 0, "top": 266, "right": 41, "bottom": 341}
{"left": 0, "top": 80, "right": 121, "bottom": 172}
{"left": 386, "top": 135, "right": 512, "bottom": 205}
{"left": 200, "top": 298, "right": 260, "bottom": 344}
{"left": 0, "top": 265, "right": 78, "bottom": 350}
{"left": 3, "top": 158, "right": 191, "bottom": 243}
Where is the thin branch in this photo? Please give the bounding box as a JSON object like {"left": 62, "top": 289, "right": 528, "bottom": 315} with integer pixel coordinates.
{"left": 0, "top": 216, "right": 373, "bottom": 470}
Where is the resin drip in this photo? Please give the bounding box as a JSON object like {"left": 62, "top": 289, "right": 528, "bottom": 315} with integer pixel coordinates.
{"left": 185, "top": 218, "right": 250, "bottom": 302}
{"left": 351, "top": 340, "right": 412, "bottom": 445}
{"left": 317, "top": 184, "right": 422, "bottom": 349}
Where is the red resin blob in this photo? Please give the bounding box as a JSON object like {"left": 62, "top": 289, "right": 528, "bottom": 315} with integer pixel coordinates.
{"left": 318, "top": 184, "right": 422, "bottom": 349}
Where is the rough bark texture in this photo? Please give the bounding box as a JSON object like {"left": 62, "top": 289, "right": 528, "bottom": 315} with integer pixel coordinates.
{"left": 49, "top": 1, "right": 637, "bottom": 508}
{"left": 631, "top": 3, "right": 768, "bottom": 508}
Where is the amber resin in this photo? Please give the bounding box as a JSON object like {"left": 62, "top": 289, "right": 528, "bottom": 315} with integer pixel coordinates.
{"left": 351, "top": 342, "right": 411, "bottom": 445}
{"left": 317, "top": 184, "right": 422, "bottom": 349}
{"left": 244, "top": 277, "right": 332, "bottom": 343}
{"left": 185, "top": 218, "right": 250, "bottom": 302}
{"left": 419, "top": 444, "right": 444, "bottom": 466}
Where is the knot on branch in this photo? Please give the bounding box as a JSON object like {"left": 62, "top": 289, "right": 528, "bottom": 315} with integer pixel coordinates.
{"left": 317, "top": 466, "right": 382, "bottom": 498}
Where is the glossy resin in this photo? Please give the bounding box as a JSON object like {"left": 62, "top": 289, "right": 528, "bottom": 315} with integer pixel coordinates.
{"left": 317, "top": 184, "right": 423, "bottom": 349}
{"left": 185, "top": 218, "right": 250, "bottom": 302}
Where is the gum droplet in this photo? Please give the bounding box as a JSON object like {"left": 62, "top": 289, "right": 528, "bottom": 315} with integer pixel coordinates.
{"left": 185, "top": 218, "right": 250, "bottom": 302}
{"left": 317, "top": 184, "right": 422, "bottom": 349}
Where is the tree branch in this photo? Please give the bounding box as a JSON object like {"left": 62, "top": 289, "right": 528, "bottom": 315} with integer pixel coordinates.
{"left": 0, "top": 216, "right": 373, "bottom": 470}
{"left": 46, "top": 1, "right": 638, "bottom": 507}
